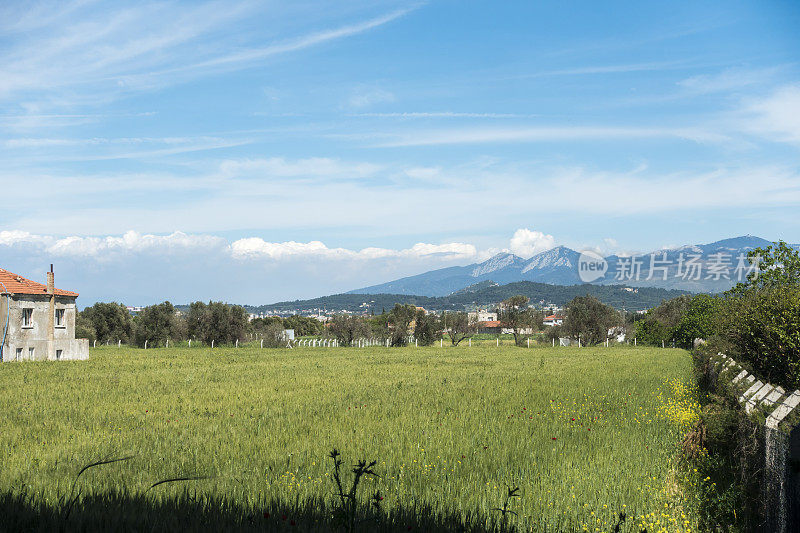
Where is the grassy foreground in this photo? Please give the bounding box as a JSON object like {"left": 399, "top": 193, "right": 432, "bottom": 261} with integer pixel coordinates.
{"left": 0, "top": 345, "right": 700, "bottom": 531}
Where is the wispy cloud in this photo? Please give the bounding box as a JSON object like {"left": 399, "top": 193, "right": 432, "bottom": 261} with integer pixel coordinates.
{"left": 350, "top": 112, "right": 537, "bottom": 118}
{"left": 1, "top": 135, "right": 251, "bottom": 161}
{"left": 677, "top": 66, "right": 784, "bottom": 95}
{"left": 373, "top": 125, "right": 731, "bottom": 147}
{"left": 218, "top": 157, "right": 383, "bottom": 181}
{"left": 0, "top": 2, "right": 417, "bottom": 115}
{"left": 167, "top": 7, "right": 415, "bottom": 75}
{"left": 737, "top": 84, "right": 800, "bottom": 145}
{"left": 345, "top": 87, "right": 397, "bottom": 109}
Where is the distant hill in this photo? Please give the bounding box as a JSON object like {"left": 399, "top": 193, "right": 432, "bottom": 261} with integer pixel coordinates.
{"left": 348, "top": 235, "right": 781, "bottom": 297}
{"left": 248, "top": 280, "right": 690, "bottom": 315}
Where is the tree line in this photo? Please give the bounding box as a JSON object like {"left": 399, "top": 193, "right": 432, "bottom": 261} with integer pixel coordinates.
{"left": 77, "top": 301, "right": 324, "bottom": 348}
{"left": 77, "top": 293, "right": 629, "bottom": 350}
{"left": 630, "top": 241, "right": 800, "bottom": 388}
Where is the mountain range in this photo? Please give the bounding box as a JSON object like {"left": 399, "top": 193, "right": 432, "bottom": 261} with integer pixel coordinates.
{"left": 348, "top": 236, "right": 790, "bottom": 297}
{"left": 248, "top": 281, "right": 688, "bottom": 314}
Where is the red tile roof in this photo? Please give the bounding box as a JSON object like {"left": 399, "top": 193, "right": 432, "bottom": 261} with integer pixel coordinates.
{"left": 480, "top": 320, "right": 502, "bottom": 327}
{"left": 0, "top": 269, "right": 79, "bottom": 297}
{"left": 544, "top": 315, "right": 564, "bottom": 320}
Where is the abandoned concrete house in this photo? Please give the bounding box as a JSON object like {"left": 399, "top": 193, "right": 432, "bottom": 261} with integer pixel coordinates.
{"left": 0, "top": 267, "right": 88, "bottom": 362}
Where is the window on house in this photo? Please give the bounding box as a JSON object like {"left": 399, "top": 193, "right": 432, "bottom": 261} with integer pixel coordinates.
{"left": 56, "top": 349, "right": 63, "bottom": 360}
{"left": 15, "top": 348, "right": 22, "bottom": 360}
{"left": 55, "top": 309, "right": 65, "bottom": 327}
{"left": 28, "top": 347, "right": 34, "bottom": 359}
{"left": 22, "top": 308, "right": 33, "bottom": 327}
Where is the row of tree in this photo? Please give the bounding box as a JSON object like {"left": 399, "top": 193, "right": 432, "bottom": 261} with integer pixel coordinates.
{"left": 78, "top": 293, "right": 627, "bottom": 349}
{"left": 77, "top": 301, "right": 313, "bottom": 348}
{"left": 632, "top": 241, "right": 800, "bottom": 388}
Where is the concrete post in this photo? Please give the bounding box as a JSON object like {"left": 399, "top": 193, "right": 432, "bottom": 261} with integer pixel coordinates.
{"left": 144, "top": 339, "right": 147, "bottom": 350}
{"left": 496, "top": 338, "right": 499, "bottom": 347}
{"left": 188, "top": 339, "right": 191, "bottom": 347}
{"left": 211, "top": 340, "right": 214, "bottom": 349}
{"left": 118, "top": 339, "right": 121, "bottom": 348}
{"left": 235, "top": 339, "right": 238, "bottom": 348}
{"left": 469, "top": 338, "right": 471, "bottom": 347}
{"left": 93, "top": 340, "right": 96, "bottom": 348}
{"left": 527, "top": 338, "right": 530, "bottom": 348}
{"left": 260, "top": 339, "right": 263, "bottom": 349}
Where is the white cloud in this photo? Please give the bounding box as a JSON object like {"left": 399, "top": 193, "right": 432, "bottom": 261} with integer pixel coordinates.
{"left": 230, "top": 238, "right": 477, "bottom": 261}
{"left": 740, "top": 84, "right": 800, "bottom": 145}
{"left": 508, "top": 229, "right": 556, "bottom": 258}
{"left": 374, "top": 126, "right": 731, "bottom": 147}
{"left": 219, "top": 157, "right": 382, "bottom": 180}
{"left": 352, "top": 112, "right": 532, "bottom": 118}
{"left": 404, "top": 166, "right": 440, "bottom": 180}
{"left": 1, "top": 229, "right": 480, "bottom": 264}
{"left": 346, "top": 87, "right": 396, "bottom": 109}
{"left": 677, "top": 67, "right": 782, "bottom": 95}
{"left": 0, "top": 230, "right": 226, "bottom": 259}
{"left": 0, "top": 1, "right": 416, "bottom": 119}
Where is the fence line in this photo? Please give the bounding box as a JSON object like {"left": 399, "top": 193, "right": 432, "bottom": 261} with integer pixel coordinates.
{"left": 707, "top": 353, "right": 800, "bottom": 532}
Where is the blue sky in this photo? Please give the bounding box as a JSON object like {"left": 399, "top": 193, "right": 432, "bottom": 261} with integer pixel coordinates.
{"left": 1, "top": 0, "right": 799, "bottom": 305}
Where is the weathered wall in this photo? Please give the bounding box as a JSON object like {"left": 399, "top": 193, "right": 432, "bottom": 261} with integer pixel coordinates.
{"left": 0, "top": 294, "right": 86, "bottom": 361}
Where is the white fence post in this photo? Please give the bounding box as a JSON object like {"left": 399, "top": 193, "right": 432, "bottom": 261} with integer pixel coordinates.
{"left": 211, "top": 340, "right": 214, "bottom": 349}
{"left": 144, "top": 339, "right": 147, "bottom": 350}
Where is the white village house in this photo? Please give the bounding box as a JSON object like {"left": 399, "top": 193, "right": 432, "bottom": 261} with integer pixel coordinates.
{"left": 0, "top": 267, "right": 88, "bottom": 362}
{"left": 543, "top": 314, "right": 565, "bottom": 327}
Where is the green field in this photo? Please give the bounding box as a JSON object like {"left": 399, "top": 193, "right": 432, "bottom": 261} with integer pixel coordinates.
{"left": 0, "top": 345, "right": 701, "bottom": 532}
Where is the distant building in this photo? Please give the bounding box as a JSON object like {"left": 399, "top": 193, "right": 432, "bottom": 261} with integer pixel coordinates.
{"left": 469, "top": 309, "right": 497, "bottom": 322}
{"left": 477, "top": 320, "right": 502, "bottom": 334}
{"left": 543, "top": 315, "right": 565, "bottom": 327}
{"left": 0, "top": 268, "right": 88, "bottom": 362}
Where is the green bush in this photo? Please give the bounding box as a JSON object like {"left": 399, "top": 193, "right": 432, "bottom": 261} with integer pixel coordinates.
{"left": 724, "top": 286, "right": 800, "bottom": 388}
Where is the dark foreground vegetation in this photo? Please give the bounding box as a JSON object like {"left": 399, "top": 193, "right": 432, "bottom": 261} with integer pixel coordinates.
{"left": 1, "top": 487, "right": 507, "bottom": 533}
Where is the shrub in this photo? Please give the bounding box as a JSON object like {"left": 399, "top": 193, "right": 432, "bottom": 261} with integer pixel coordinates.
{"left": 413, "top": 310, "right": 441, "bottom": 346}
{"left": 724, "top": 286, "right": 800, "bottom": 388}
{"left": 563, "top": 295, "right": 620, "bottom": 346}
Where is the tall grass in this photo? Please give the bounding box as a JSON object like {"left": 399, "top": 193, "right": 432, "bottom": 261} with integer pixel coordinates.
{"left": 0, "top": 345, "right": 699, "bottom": 531}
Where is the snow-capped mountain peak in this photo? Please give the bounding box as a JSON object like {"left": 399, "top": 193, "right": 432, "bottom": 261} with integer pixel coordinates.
{"left": 471, "top": 252, "right": 524, "bottom": 277}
